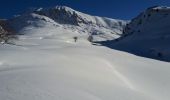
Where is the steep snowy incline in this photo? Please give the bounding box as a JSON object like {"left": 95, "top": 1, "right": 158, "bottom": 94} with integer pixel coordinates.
{"left": 112, "top": 6, "right": 170, "bottom": 61}
{"left": 8, "top": 6, "right": 127, "bottom": 41}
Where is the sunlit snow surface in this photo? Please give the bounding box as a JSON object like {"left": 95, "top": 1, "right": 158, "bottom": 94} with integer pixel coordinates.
{"left": 0, "top": 6, "right": 169, "bottom": 100}
{"left": 0, "top": 33, "right": 170, "bottom": 100}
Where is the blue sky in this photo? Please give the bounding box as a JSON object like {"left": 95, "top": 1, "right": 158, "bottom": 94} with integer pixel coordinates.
{"left": 0, "top": 0, "right": 170, "bottom": 20}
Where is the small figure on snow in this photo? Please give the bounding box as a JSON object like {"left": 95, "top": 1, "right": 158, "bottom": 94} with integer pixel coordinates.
{"left": 88, "top": 35, "right": 93, "bottom": 43}
{"left": 73, "top": 36, "right": 78, "bottom": 42}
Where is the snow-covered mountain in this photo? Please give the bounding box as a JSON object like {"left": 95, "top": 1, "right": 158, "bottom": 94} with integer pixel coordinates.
{"left": 3, "top": 5, "right": 170, "bottom": 62}
{"left": 111, "top": 6, "right": 170, "bottom": 61}
{"left": 8, "top": 6, "right": 127, "bottom": 41}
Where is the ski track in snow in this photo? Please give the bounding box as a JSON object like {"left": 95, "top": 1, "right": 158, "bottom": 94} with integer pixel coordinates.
{"left": 103, "top": 60, "right": 135, "bottom": 90}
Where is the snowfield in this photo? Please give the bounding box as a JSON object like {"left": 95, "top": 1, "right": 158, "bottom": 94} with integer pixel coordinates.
{"left": 0, "top": 34, "right": 170, "bottom": 100}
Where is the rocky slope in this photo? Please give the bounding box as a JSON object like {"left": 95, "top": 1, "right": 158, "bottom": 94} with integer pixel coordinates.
{"left": 0, "top": 19, "right": 10, "bottom": 42}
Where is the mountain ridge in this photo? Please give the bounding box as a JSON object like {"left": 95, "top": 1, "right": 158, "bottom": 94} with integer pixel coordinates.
{"left": 98, "top": 6, "right": 170, "bottom": 62}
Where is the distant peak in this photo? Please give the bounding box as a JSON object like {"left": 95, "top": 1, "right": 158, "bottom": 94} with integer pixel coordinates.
{"left": 30, "top": 6, "right": 81, "bottom": 25}
{"left": 34, "top": 6, "right": 76, "bottom": 13}
{"left": 54, "top": 6, "right": 75, "bottom": 11}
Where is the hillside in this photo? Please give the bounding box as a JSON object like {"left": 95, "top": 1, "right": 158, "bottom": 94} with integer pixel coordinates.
{"left": 100, "top": 6, "right": 170, "bottom": 62}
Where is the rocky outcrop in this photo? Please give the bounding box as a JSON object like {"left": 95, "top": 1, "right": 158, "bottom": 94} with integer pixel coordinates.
{"left": 0, "top": 19, "right": 16, "bottom": 43}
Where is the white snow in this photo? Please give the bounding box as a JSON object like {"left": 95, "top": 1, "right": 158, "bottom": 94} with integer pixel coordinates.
{"left": 0, "top": 29, "right": 170, "bottom": 100}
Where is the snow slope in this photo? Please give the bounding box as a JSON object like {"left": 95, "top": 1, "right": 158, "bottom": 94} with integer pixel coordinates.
{"left": 0, "top": 33, "right": 170, "bottom": 100}
{"left": 113, "top": 6, "right": 170, "bottom": 61}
